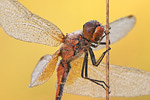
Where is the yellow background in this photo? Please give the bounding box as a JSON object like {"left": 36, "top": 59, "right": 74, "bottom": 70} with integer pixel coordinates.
{"left": 0, "top": 0, "right": 150, "bottom": 100}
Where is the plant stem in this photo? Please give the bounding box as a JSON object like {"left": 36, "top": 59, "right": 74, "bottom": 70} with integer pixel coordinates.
{"left": 106, "top": 0, "right": 109, "bottom": 100}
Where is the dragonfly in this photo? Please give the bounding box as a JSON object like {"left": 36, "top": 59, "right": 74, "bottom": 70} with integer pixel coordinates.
{"left": 0, "top": 0, "right": 150, "bottom": 100}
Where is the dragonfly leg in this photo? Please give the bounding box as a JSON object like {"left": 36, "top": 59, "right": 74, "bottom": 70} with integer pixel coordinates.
{"left": 91, "top": 40, "right": 111, "bottom": 48}
{"left": 104, "top": 26, "right": 111, "bottom": 33}
{"left": 84, "top": 77, "right": 109, "bottom": 90}
{"left": 99, "top": 40, "right": 111, "bottom": 45}
{"left": 56, "top": 60, "right": 71, "bottom": 100}
{"left": 81, "top": 52, "right": 109, "bottom": 91}
{"left": 81, "top": 52, "right": 88, "bottom": 78}
{"left": 89, "top": 47, "right": 111, "bottom": 66}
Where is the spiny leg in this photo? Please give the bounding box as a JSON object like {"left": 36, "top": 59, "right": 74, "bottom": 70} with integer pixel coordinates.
{"left": 81, "top": 52, "right": 109, "bottom": 90}
{"left": 104, "top": 26, "right": 111, "bottom": 34}
{"left": 56, "top": 60, "right": 71, "bottom": 100}
{"left": 91, "top": 40, "right": 111, "bottom": 48}
{"left": 89, "top": 47, "right": 111, "bottom": 66}
{"left": 85, "top": 77, "right": 108, "bottom": 90}
{"left": 81, "top": 52, "right": 88, "bottom": 77}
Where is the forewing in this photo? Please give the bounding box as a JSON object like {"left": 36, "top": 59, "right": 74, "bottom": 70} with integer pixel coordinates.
{"left": 94, "top": 15, "right": 136, "bottom": 50}
{"left": 0, "top": 0, "right": 64, "bottom": 46}
{"left": 29, "top": 50, "right": 60, "bottom": 87}
{"left": 64, "top": 57, "right": 150, "bottom": 97}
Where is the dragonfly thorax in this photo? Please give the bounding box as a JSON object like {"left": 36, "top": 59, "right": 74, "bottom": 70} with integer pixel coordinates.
{"left": 83, "top": 20, "right": 104, "bottom": 43}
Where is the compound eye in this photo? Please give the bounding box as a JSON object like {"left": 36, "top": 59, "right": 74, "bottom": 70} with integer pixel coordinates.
{"left": 83, "top": 22, "right": 95, "bottom": 33}
{"left": 83, "top": 22, "right": 95, "bottom": 40}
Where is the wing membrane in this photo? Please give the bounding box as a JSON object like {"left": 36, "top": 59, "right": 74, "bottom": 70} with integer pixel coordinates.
{"left": 64, "top": 57, "right": 150, "bottom": 97}
{"left": 94, "top": 15, "right": 136, "bottom": 50}
{"left": 29, "top": 50, "right": 60, "bottom": 87}
{"left": 0, "top": 0, "right": 64, "bottom": 46}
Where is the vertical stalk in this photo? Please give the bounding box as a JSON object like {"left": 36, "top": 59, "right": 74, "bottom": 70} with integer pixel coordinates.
{"left": 106, "top": 0, "right": 109, "bottom": 100}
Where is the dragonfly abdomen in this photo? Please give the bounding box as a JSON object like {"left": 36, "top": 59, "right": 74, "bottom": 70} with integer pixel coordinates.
{"left": 56, "top": 60, "right": 71, "bottom": 100}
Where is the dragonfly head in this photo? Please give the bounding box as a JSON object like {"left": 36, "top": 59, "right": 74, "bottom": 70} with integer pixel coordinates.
{"left": 83, "top": 20, "right": 104, "bottom": 43}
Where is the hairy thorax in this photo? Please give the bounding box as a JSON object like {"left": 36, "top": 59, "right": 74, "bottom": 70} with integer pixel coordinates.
{"left": 60, "top": 30, "right": 90, "bottom": 62}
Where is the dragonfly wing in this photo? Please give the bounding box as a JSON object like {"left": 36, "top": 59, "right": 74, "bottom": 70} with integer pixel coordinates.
{"left": 104, "top": 63, "right": 150, "bottom": 97}
{"left": 93, "top": 15, "right": 136, "bottom": 50}
{"left": 29, "top": 50, "right": 60, "bottom": 87}
{"left": 64, "top": 56, "right": 106, "bottom": 97}
{"left": 0, "top": 0, "right": 64, "bottom": 46}
{"left": 64, "top": 57, "right": 150, "bottom": 97}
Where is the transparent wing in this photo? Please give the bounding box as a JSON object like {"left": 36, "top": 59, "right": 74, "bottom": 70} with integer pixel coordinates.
{"left": 93, "top": 15, "right": 136, "bottom": 50}
{"left": 64, "top": 57, "right": 150, "bottom": 97}
{"left": 0, "top": 0, "right": 64, "bottom": 46}
{"left": 29, "top": 50, "right": 60, "bottom": 87}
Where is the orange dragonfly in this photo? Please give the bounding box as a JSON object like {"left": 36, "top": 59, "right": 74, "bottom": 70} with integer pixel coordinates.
{"left": 0, "top": 0, "right": 150, "bottom": 100}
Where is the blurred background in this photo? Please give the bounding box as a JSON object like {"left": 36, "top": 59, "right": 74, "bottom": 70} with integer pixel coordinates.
{"left": 0, "top": 0, "right": 150, "bottom": 100}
